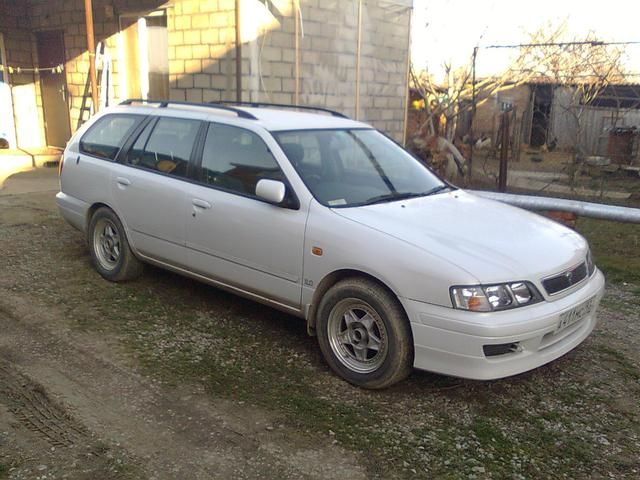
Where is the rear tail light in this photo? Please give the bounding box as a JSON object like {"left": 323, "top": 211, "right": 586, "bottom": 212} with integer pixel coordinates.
{"left": 58, "top": 155, "right": 64, "bottom": 176}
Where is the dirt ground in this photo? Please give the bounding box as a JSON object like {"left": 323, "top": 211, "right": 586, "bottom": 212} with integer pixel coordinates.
{"left": 0, "top": 170, "right": 365, "bottom": 480}
{"left": 1, "top": 168, "right": 639, "bottom": 479}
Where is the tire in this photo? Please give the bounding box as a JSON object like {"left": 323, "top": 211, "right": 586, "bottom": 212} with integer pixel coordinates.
{"left": 316, "top": 277, "right": 414, "bottom": 389}
{"left": 88, "top": 207, "right": 143, "bottom": 282}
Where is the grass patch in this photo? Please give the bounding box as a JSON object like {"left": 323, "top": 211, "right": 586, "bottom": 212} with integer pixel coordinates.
{"left": 595, "top": 345, "right": 640, "bottom": 381}
{"left": 576, "top": 217, "right": 640, "bottom": 285}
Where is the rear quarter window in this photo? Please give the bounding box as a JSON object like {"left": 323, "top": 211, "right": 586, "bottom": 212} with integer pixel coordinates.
{"left": 80, "top": 114, "right": 142, "bottom": 160}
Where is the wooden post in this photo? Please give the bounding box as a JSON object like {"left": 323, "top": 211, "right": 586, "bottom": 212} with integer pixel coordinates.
{"left": 84, "top": 0, "right": 99, "bottom": 111}
{"left": 469, "top": 46, "right": 478, "bottom": 180}
{"left": 498, "top": 111, "right": 509, "bottom": 192}
{"left": 235, "top": 0, "right": 242, "bottom": 102}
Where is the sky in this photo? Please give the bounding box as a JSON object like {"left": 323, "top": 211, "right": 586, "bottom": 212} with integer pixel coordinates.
{"left": 411, "top": 0, "right": 640, "bottom": 80}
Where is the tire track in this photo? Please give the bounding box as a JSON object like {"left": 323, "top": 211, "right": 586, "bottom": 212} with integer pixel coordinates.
{"left": 0, "top": 360, "right": 93, "bottom": 449}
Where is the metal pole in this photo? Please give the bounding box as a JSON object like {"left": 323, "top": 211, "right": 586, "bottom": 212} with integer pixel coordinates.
{"left": 84, "top": 0, "right": 99, "bottom": 112}
{"left": 470, "top": 190, "right": 640, "bottom": 224}
{"left": 355, "top": 0, "right": 363, "bottom": 120}
{"left": 235, "top": 0, "right": 242, "bottom": 103}
{"left": 469, "top": 45, "right": 477, "bottom": 180}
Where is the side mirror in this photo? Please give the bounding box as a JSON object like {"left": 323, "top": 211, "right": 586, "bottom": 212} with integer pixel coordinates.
{"left": 255, "top": 179, "right": 286, "bottom": 204}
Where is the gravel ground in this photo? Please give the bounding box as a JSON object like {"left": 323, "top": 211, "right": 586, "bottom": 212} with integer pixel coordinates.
{"left": 0, "top": 170, "right": 638, "bottom": 479}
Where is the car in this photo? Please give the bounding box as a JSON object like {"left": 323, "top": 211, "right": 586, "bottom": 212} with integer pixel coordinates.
{"left": 56, "top": 99, "right": 605, "bottom": 389}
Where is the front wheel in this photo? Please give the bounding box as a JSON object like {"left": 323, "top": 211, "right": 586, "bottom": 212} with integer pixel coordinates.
{"left": 316, "top": 278, "right": 414, "bottom": 389}
{"left": 88, "top": 207, "right": 143, "bottom": 282}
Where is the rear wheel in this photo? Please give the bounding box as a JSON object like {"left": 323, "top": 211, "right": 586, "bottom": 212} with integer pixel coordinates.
{"left": 88, "top": 207, "right": 143, "bottom": 282}
{"left": 317, "top": 278, "right": 413, "bottom": 389}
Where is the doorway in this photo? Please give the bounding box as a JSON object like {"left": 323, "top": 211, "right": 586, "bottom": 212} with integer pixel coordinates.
{"left": 36, "top": 30, "right": 71, "bottom": 148}
{"left": 529, "top": 84, "right": 553, "bottom": 148}
{"left": 0, "top": 33, "right": 17, "bottom": 149}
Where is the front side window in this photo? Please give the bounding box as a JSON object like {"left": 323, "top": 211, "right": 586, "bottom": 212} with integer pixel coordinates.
{"left": 80, "top": 114, "right": 141, "bottom": 160}
{"left": 200, "top": 123, "right": 283, "bottom": 196}
{"left": 273, "top": 129, "right": 447, "bottom": 207}
{"left": 126, "top": 116, "right": 201, "bottom": 177}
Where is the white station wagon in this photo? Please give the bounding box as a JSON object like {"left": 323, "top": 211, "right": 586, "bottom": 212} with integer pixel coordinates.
{"left": 57, "top": 100, "right": 605, "bottom": 389}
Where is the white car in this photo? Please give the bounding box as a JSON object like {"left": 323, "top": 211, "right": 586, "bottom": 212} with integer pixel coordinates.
{"left": 57, "top": 100, "right": 605, "bottom": 389}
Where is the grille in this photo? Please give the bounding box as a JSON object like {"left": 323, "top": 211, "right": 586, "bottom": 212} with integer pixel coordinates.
{"left": 542, "top": 262, "right": 588, "bottom": 295}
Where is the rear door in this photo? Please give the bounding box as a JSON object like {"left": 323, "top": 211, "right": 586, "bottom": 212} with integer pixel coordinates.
{"left": 110, "top": 116, "right": 202, "bottom": 266}
{"left": 183, "top": 122, "right": 307, "bottom": 308}
{"left": 64, "top": 113, "right": 143, "bottom": 215}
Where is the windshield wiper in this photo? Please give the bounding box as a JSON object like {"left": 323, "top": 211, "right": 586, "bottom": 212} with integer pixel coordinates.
{"left": 361, "top": 191, "right": 428, "bottom": 206}
{"left": 361, "top": 185, "right": 451, "bottom": 206}
{"left": 423, "top": 185, "right": 451, "bottom": 196}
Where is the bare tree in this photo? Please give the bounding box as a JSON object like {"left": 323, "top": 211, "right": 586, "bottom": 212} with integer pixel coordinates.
{"left": 517, "top": 26, "right": 627, "bottom": 182}
{"left": 409, "top": 22, "right": 628, "bottom": 183}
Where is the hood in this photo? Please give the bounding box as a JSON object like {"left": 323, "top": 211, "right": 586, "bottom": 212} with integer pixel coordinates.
{"left": 333, "top": 190, "right": 588, "bottom": 284}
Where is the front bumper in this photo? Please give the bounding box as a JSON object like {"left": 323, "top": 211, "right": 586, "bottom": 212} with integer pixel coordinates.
{"left": 401, "top": 269, "right": 605, "bottom": 380}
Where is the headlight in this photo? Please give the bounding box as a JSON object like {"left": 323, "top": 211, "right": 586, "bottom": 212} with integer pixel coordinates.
{"left": 451, "top": 282, "right": 542, "bottom": 312}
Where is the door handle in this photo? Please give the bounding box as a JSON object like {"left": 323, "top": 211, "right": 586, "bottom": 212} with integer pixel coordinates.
{"left": 192, "top": 198, "right": 212, "bottom": 209}
{"left": 116, "top": 177, "right": 131, "bottom": 186}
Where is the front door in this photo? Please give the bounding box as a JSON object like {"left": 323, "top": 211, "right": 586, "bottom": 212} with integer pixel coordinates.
{"left": 184, "top": 122, "right": 307, "bottom": 308}
{"left": 36, "top": 31, "right": 71, "bottom": 148}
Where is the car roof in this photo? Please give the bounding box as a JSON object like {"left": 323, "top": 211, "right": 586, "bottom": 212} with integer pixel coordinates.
{"left": 101, "top": 102, "right": 372, "bottom": 132}
{"left": 236, "top": 107, "right": 370, "bottom": 131}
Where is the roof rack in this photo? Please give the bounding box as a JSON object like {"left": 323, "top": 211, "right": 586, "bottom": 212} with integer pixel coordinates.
{"left": 119, "top": 99, "right": 258, "bottom": 120}
{"left": 210, "top": 101, "right": 349, "bottom": 118}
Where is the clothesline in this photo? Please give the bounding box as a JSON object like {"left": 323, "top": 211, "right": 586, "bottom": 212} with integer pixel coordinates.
{"left": 0, "top": 64, "right": 65, "bottom": 74}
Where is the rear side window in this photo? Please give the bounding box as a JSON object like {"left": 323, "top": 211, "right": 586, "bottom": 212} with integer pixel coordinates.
{"left": 80, "top": 114, "right": 141, "bottom": 160}
{"left": 200, "top": 123, "right": 282, "bottom": 196}
{"left": 126, "top": 117, "right": 201, "bottom": 178}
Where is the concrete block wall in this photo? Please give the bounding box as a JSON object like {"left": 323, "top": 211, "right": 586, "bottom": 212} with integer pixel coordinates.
{"left": 168, "top": 0, "right": 238, "bottom": 103}
{"left": 1, "top": 0, "right": 411, "bottom": 146}
{"left": 358, "top": 1, "right": 410, "bottom": 141}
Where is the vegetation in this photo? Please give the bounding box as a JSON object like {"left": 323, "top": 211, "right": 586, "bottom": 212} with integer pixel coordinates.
{"left": 577, "top": 217, "right": 640, "bottom": 285}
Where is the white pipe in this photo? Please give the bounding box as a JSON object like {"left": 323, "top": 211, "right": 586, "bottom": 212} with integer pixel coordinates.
{"left": 469, "top": 190, "right": 640, "bottom": 224}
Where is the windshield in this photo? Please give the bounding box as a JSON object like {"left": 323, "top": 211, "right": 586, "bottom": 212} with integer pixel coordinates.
{"left": 273, "top": 129, "right": 448, "bottom": 207}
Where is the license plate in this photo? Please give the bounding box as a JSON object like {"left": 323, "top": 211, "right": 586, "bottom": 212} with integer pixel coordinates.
{"left": 556, "top": 296, "right": 596, "bottom": 333}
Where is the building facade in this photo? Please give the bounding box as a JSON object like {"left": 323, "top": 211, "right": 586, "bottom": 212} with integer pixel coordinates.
{"left": 0, "top": 0, "right": 412, "bottom": 151}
